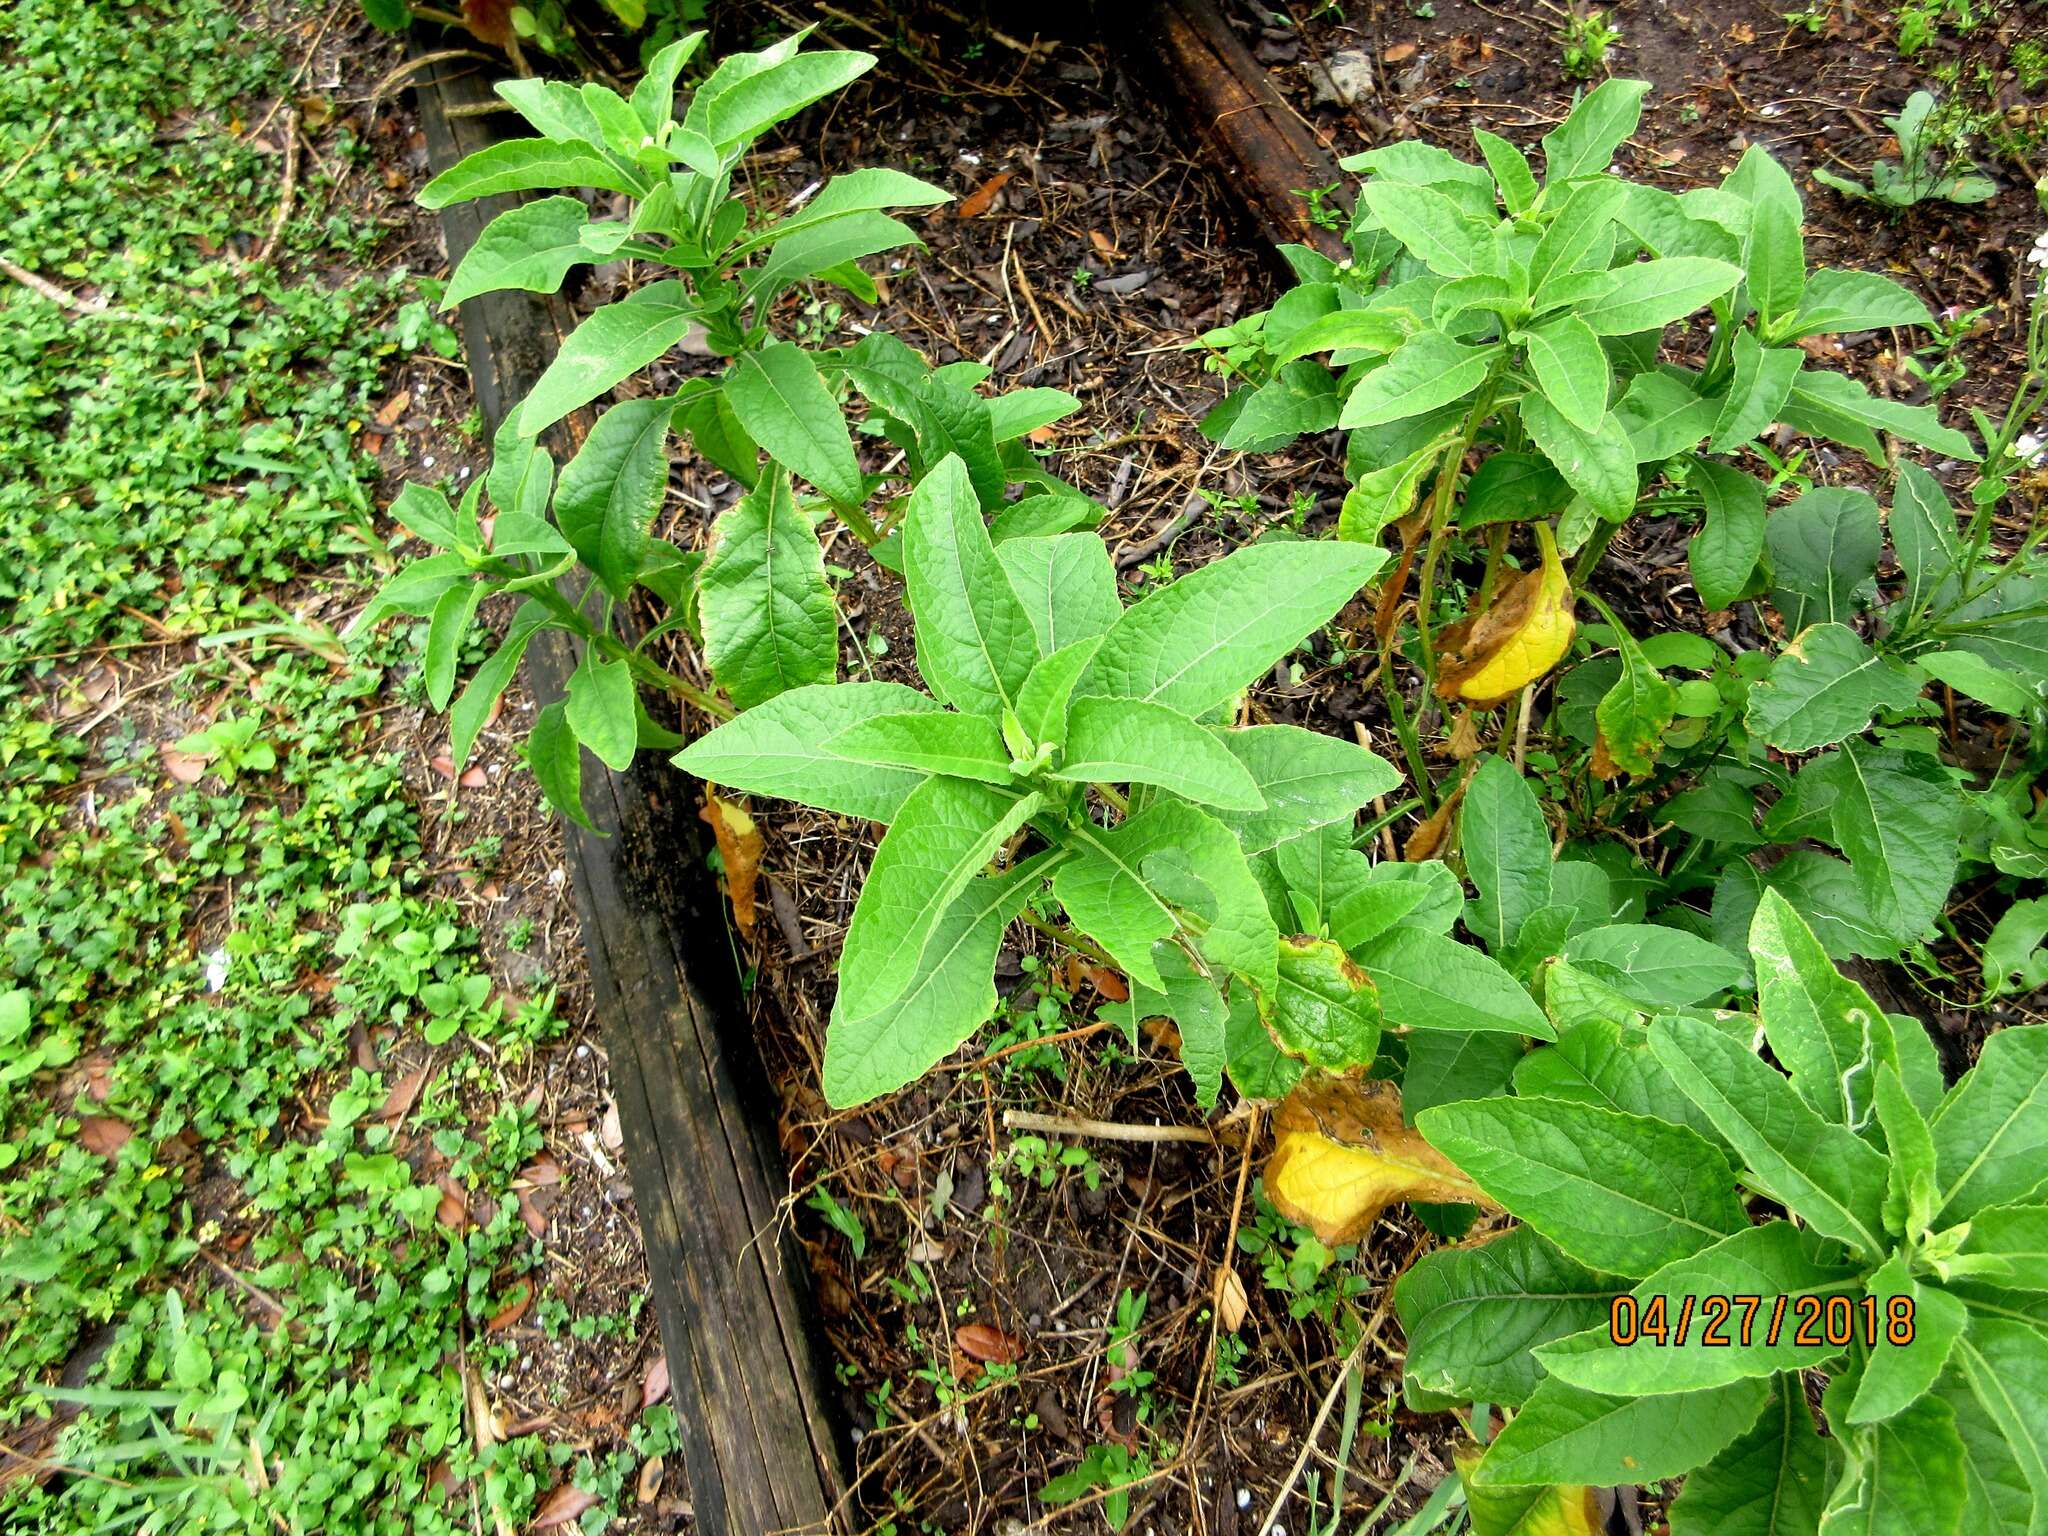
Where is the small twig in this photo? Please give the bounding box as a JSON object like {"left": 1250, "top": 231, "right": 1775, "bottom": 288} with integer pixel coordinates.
{"left": 1001, "top": 1110, "right": 1215, "bottom": 1145}
{"left": 1253, "top": 1315, "right": 1383, "bottom": 1536}
{"left": 1, "top": 259, "right": 168, "bottom": 326}
{"left": 251, "top": 109, "right": 300, "bottom": 266}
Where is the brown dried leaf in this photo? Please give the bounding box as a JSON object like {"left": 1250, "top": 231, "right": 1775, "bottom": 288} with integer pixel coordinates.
{"left": 1384, "top": 40, "right": 1418, "bottom": 62}
{"left": 637, "top": 1455, "right": 665, "bottom": 1504}
{"left": 78, "top": 1116, "right": 133, "bottom": 1158}
{"left": 956, "top": 171, "right": 1013, "bottom": 219}
{"left": 955, "top": 1323, "right": 1026, "bottom": 1364}
{"left": 532, "top": 1483, "right": 601, "bottom": 1530}
{"left": 1216, "top": 1266, "right": 1248, "bottom": 1333}
{"left": 161, "top": 745, "right": 209, "bottom": 784}
{"left": 641, "top": 1352, "right": 671, "bottom": 1409}
{"left": 485, "top": 1281, "right": 531, "bottom": 1333}
{"left": 699, "top": 789, "right": 764, "bottom": 931}
{"left": 1403, "top": 776, "right": 1467, "bottom": 862}
{"left": 1264, "top": 1077, "right": 1491, "bottom": 1245}
{"left": 379, "top": 1061, "right": 431, "bottom": 1125}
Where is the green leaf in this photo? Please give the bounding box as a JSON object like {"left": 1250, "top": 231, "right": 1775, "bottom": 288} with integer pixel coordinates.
{"left": 1846, "top": 1254, "right": 1968, "bottom": 1424}
{"left": 1339, "top": 333, "right": 1500, "bottom": 430}
{"left": 1203, "top": 726, "right": 1400, "bottom": 857}
{"left": 1358, "top": 180, "right": 1491, "bottom": 276}
{"left": 1918, "top": 650, "right": 2040, "bottom": 717}
{"left": 824, "top": 853, "right": 1051, "bottom": 1107}
{"left": 1819, "top": 740, "right": 1961, "bottom": 944}
{"left": 1401, "top": 1028, "right": 1526, "bottom": 1118}
{"left": 1401, "top": 1225, "right": 1622, "bottom": 1413}
{"left": 1512, "top": 1016, "right": 1720, "bottom": 1144}
{"left": 1952, "top": 1319, "right": 2048, "bottom": 1525}
{"left": 1689, "top": 459, "right": 1768, "bottom": 609}
{"left": 1521, "top": 390, "right": 1637, "bottom": 522}
{"left": 1614, "top": 371, "right": 1717, "bottom": 463}
{"left": 1460, "top": 452, "right": 1569, "bottom": 530}
{"left": 723, "top": 342, "right": 862, "bottom": 506}
{"left": 825, "top": 711, "right": 1010, "bottom": 783}
{"left": 451, "top": 601, "right": 551, "bottom": 772}
{"left": 1054, "top": 696, "right": 1265, "bottom": 811}
{"left": 994, "top": 533, "right": 1119, "bottom": 655}
{"left": 495, "top": 77, "right": 609, "bottom": 144}
{"left": 1157, "top": 943, "right": 1230, "bottom": 1109}
{"left": 446, "top": 197, "right": 596, "bottom": 307}
{"left": 671, "top": 681, "right": 941, "bottom": 821}
{"left": 1949, "top": 1204, "right": 2048, "bottom": 1292}
{"left": 1474, "top": 129, "right": 1539, "bottom": 215}
{"left": 1267, "top": 936, "right": 1382, "bottom": 1070}
{"left": 1747, "top": 624, "right": 1923, "bottom": 753}
{"left": 1354, "top": 926, "right": 1553, "bottom": 1038}
{"left": 671, "top": 382, "right": 760, "bottom": 489}
{"left": 1931, "top": 1026, "right": 2048, "bottom": 1224}
{"left": 732, "top": 166, "right": 952, "bottom": 257}
{"left": 526, "top": 700, "right": 594, "bottom": 831}
{"left": 1215, "top": 361, "right": 1342, "bottom": 450}
{"left": 1475, "top": 1375, "right": 1770, "bottom": 1489}
{"left": 1053, "top": 802, "right": 1276, "bottom": 994}
{"left": 1540, "top": 78, "right": 1651, "bottom": 184}
{"left": 1528, "top": 178, "right": 1627, "bottom": 293}
{"left": 1270, "top": 308, "right": 1410, "bottom": 365}
{"left": 1878, "top": 1066, "right": 1942, "bottom": 1239}
{"left": 1560, "top": 924, "right": 1744, "bottom": 1007}
{"left": 697, "top": 467, "right": 837, "bottom": 711}
{"left": 1594, "top": 615, "right": 1678, "bottom": 777}
{"left": 1077, "top": 541, "right": 1385, "bottom": 719}
{"left": 564, "top": 651, "right": 638, "bottom": 773}
{"left": 1770, "top": 486, "right": 1883, "bottom": 631}
{"left": 1012, "top": 636, "right": 1103, "bottom": 749}
{"left": 747, "top": 210, "right": 921, "bottom": 304}
{"left": 1460, "top": 755, "right": 1553, "bottom": 951}
{"left": 630, "top": 31, "right": 703, "bottom": 132}
{"left": 1339, "top": 434, "right": 1451, "bottom": 544}
{"left": 485, "top": 415, "right": 554, "bottom": 522}
{"left": 1225, "top": 987, "right": 1302, "bottom": 1101}
{"left": 422, "top": 582, "right": 484, "bottom": 713}
{"left": 1890, "top": 462, "right": 1963, "bottom": 620}
{"left": 1651, "top": 1012, "right": 1891, "bottom": 1256}
{"left": 1749, "top": 888, "right": 1902, "bottom": 1130}
{"left": 554, "top": 395, "right": 671, "bottom": 599}
{"left": 1669, "top": 1378, "right": 1838, "bottom": 1536}
{"left": 1779, "top": 367, "right": 1979, "bottom": 464}
{"left": 1726, "top": 145, "right": 1806, "bottom": 326}
{"left": 418, "top": 139, "right": 642, "bottom": 209}
{"left": 1709, "top": 331, "right": 1804, "bottom": 452}
{"left": 1981, "top": 900, "right": 2048, "bottom": 1003}
{"left": 1416, "top": 1096, "right": 1745, "bottom": 1276}
{"left": 836, "top": 777, "right": 1040, "bottom": 1023}
{"left": 1524, "top": 314, "right": 1612, "bottom": 431}
{"left": 1575, "top": 257, "right": 1742, "bottom": 336}
{"left": 517, "top": 281, "right": 699, "bottom": 436}
{"left": 692, "top": 46, "right": 876, "bottom": 153}
{"left": 1934, "top": 1370, "right": 2037, "bottom": 1536}
{"left": 1819, "top": 1390, "right": 1967, "bottom": 1536}
{"left": 1537, "top": 1221, "right": 1863, "bottom": 1393}
{"left": 904, "top": 455, "right": 1041, "bottom": 719}
{"left": 1788, "top": 269, "right": 1934, "bottom": 338}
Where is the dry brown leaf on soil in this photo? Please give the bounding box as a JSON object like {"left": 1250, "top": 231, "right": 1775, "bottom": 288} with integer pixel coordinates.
{"left": 642, "top": 1352, "right": 671, "bottom": 1408}
{"left": 955, "top": 1323, "right": 1027, "bottom": 1364}
{"left": 78, "top": 1115, "right": 133, "bottom": 1157}
{"left": 699, "top": 788, "right": 764, "bottom": 932}
{"left": 484, "top": 1281, "right": 531, "bottom": 1334}
{"left": 1436, "top": 524, "right": 1575, "bottom": 708}
{"left": 1216, "top": 1266, "right": 1248, "bottom": 1332}
{"left": 1264, "top": 1077, "right": 1491, "bottom": 1245}
{"left": 160, "top": 744, "right": 209, "bottom": 785}
{"left": 531, "top": 1483, "right": 601, "bottom": 1531}
{"left": 957, "top": 171, "right": 1013, "bottom": 219}
{"left": 1384, "top": 41, "right": 1418, "bottom": 62}
{"left": 637, "top": 1455, "right": 665, "bottom": 1504}
{"left": 378, "top": 1060, "right": 431, "bottom": 1125}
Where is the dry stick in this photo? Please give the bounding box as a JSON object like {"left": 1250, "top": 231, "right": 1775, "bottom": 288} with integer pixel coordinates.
{"left": 251, "top": 109, "right": 301, "bottom": 266}
{"left": 1252, "top": 1312, "right": 1383, "bottom": 1536}
{"left": 1, "top": 260, "right": 167, "bottom": 326}
{"left": 1001, "top": 1110, "right": 1215, "bottom": 1145}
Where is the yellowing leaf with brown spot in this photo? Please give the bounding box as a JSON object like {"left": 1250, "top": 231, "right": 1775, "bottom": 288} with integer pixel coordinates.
{"left": 700, "top": 788, "right": 764, "bottom": 932}
{"left": 1264, "top": 1077, "right": 1491, "bottom": 1245}
{"left": 1455, "top": 1444, "right": 1602, "bottom": 1536}
{"left": 1437, "top": 523, "right": 1575, "bottom": 707}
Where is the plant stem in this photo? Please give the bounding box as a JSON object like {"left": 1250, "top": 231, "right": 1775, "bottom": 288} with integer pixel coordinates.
{"left": 1415, "top": 373, "right": 1506, "bottom": 687}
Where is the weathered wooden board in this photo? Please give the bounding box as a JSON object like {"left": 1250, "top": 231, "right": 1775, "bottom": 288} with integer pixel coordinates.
{"left": 1128, "top": 0, "right": 1351, "bottom": 269}
{"left": 412, "top": 54, "right": 847, "bottom": 1536}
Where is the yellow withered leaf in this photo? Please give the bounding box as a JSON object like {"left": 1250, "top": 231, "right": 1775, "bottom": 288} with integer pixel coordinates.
{"left": 1264, "top": 1077, "right": 1491, "bottom": 1245}
{"left": 1455, "top": 1444, "right": 1602, "bottom": 1536}
{"left": 699, "top": 787, "right": 764, "bottom": 933}
{"left": 1436, "top": 523, "right": 1575, "bottom": 708}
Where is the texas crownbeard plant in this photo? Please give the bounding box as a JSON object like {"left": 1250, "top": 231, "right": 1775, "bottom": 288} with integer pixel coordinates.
{"left": 362, "top": 28, "right": 1099, "bottom": 824}
{"left": 1196, "top": 76, "right": 2048, "bottom": 969}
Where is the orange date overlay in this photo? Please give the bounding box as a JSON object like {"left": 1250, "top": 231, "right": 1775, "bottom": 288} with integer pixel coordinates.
{"left": 1609, "top": 1294, "right": 1917, "bottom": 1348}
